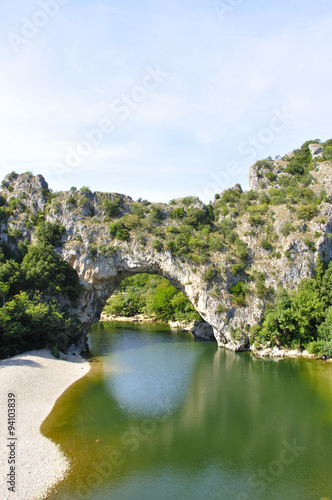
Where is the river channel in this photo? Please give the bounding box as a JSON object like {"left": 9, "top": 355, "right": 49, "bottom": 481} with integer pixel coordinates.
{"left": 42, "top": 321, "right": 332, "bottom": 499}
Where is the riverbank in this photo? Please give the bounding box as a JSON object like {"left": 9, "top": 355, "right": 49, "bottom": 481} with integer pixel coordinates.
{"left": 0, "top": 349, "right": 90, "bottom": 500}
{"left": 100, "top": 313, "right": 196, "bottom": 331}
{"left": 252, "top": 345, "right": 332, "bottom": 361}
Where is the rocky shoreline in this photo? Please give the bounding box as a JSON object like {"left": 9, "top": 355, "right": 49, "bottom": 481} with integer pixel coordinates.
{"left": 251, "top": 345, "right": 332, "bottom": 361}
{"left": 99, "top": 314, "right": 215, "bottom": 339}
{"left": 100, "top": 312, "right": 193, "bottom": 328}
{"left": 100, "top": 315, "right": 331, "bottom": 360}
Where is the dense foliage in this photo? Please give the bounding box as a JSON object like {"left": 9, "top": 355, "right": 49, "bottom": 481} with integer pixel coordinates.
{"left": 0, "top": 223, "right": 83, "bottom": 359}
{"left": 251, "top": 257, "right": 332, "bottom": 356}
{"left": 103, "top": 274, "right": 201, "bottom": 322}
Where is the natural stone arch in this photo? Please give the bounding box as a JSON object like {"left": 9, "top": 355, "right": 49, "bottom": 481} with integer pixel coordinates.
{"left": 66, "top": 245, "right": 229, "bottom": 346}
{"left": 3, "top": 167, "right": 331, "bottom": 354}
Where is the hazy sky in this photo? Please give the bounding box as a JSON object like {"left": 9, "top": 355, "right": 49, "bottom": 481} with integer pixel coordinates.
{"left": 1, "top": 0, "right": 331, "bottom": 202}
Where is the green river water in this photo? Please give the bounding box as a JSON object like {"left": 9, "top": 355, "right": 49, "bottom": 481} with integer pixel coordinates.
{"left": 42, "top": 321, "right": 332, "bottom": 500}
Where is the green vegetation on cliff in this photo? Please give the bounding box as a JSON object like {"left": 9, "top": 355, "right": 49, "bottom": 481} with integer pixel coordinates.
{"left": 0, "top": 137, "right": 332, "bottom": 358}
{"left": 251, "top": 257, "right": 332, "bottom": 356}
{"left": 0, "top": 222, "right": 83, "bottom": 359}
{"left": 103, "top": 274, "right": 201, "bottom": 323}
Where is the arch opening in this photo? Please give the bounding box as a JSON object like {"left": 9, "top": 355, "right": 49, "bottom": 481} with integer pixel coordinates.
{"left": 90, "top": 272, "right": 216, "bottom": 341}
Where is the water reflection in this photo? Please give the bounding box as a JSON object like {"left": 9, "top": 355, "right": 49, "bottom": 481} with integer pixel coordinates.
{"left": 104, "top": 343, "right": 199, "bottom": 416}
{"left": 42, "top": 322, "right": 332, "bottom": 500}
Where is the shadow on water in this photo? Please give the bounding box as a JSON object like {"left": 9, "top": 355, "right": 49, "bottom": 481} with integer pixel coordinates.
{"left": 42, "top": 322, "right": 332, "bottom": 500}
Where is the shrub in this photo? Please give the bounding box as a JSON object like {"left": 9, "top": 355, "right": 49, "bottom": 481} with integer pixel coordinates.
{"left": 0, "top": 207, "right": 10, "bottom": 223}
{"left": 265, "top": 172, "right": 277, "bottom": 182}
{"left": 78, "top": 196, "right": 88, "bottom": 207}
{"left": 166, "top": 225, "right": 179, "bottom": 234}
{"left": 149, "top": 206, "right": 165, "bottom": 223}
{"left": 249, "top": 324, "right": 262, "bottom": 341}
{"left": 233, "top": 239, "right": 248, "bottom": 262}
{"left": 68, "top": 195, "right": 76, "bottom": 205}
{"left": 247, "top": 191, "right": 259, "bottom": 201}
{"left": 280, "top": 222, "right": 295, "bottom": 237}
{"left": 285, "top": 164, "right": 304, "bottom": 176}
{"left": 256, "top": 159, "right": 272, "bottom": 170}
{"left": 102, "top": 197, "right": 121, "bottom": 217}
{"left": 278, "top": 175, "right": 291, "bottom": 187}
{"left": 99, "top": 245, "right": 117, "bottom": 258}
{"left": 261, "top": 240, "right": 272, "bottom": 251}
{"left": 230, "top": 281, "right": 246, "bottom": 306}
{"left": 230, "top": 263, "right": 245, "bottom": 276}
{"left": 109, "top": 221, "right": 129, "bottom": 241}
{"left": 303, "top": 237, "right": 315, "bottom": 251}
{"left": 297, "top": 204, "right": 317, "bottom": 221}
{"left": 203, "top": 267, "right": 215, "bottom": 281}
{"left": 248, "top": 215, "right": 265, "bottom": 227}
{"left": 122, "top": 214, "right": 141, "bottom": 230}
{"left": 323, "top": 341, "right": 332, "bottom": 357}
{"left": 8, "top": 198, "right": 21, "bottom": 211}
{"left": 186, "top": 208, "right": 208, "bottom": 229}
{"left": 8, "top": 229, "right": 22, "bottom": 243}
{"left": 169, "top": 207, "right": 185, "bottom": 220}
{"left": 152, "top": 239, "right": 163, "bottom": 252}
{"left": 36, "top": 221, "right": 66, "bottom": 247}
{"left": 255, "top": 280, "right": 269, "bottom": 299}
{"left": 182, "top": 196, "right": 195, "bottom": 206}
{"left": 130, "top": 203, "right": 145, "bottom": 218}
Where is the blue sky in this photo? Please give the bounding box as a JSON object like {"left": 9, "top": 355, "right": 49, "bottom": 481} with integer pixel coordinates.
{"left": 0, "top": 0, "right": 332, "bottom": 202}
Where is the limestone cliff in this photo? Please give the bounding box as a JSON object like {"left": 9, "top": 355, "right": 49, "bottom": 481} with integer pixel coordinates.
{"left": 1, "top": 140, "right": 332, "bottom": 351}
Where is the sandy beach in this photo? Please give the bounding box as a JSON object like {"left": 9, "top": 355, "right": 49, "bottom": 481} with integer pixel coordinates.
{"left": 0, "top": 349, "right": 90, "bottom": 500}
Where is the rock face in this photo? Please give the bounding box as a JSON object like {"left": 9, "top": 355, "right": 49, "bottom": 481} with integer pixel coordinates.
{"left": 1, "top": 145, "right": 332, "bottom": 353}
{"left": 192, "top": 321, "right": 215, "bottom": 340}
{"left": 308, "top": 143, "right": 323, "bottom": 159}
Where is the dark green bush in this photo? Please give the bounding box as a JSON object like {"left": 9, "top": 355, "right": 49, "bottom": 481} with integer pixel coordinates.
{"left": 169, "top": 207, "right": 185, "bottom": 220}
{"left": 230, "top": 263, "right": 245, "bottom": 276}
{"left": 261, "top": 240, "right": 272, "bottom": 251}
{"left": 248, "top": 215, "right": 265, "bottom": 227}
{"left": 182, "top": 196, "right": 195, "bottom": 206}
{"left": 230, "top": 280, "right": 246, "bottom": 306}
{"left": 230, "top": 280, "right": 245, "bottom": 295}
{"left": 203, "top": 267, "right": 215, "bottom": 281}
{"left": 152, "top": 239, "right": 163, "bottom": 252}
{"left": 266, "top": 172, "right": 277, "bottom": 182}
{"left": 149, "top": 206, "right": 165, "bottom": 223}
{"left": 185, "top": 208, "right": 208, "bottom": 229}
{"left": 36, "top": 221, "right": 66, "bottom": 247}
{"left": 109, "top": 220, "right": 130, "bottom": 241}
{"left": 102, "top": 197, "right": 121, "bottom": 217}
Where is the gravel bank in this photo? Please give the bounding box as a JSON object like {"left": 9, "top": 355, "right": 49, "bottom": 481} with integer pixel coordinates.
{"left": 0, "top": 349, "right": 90, "bottom": 500}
